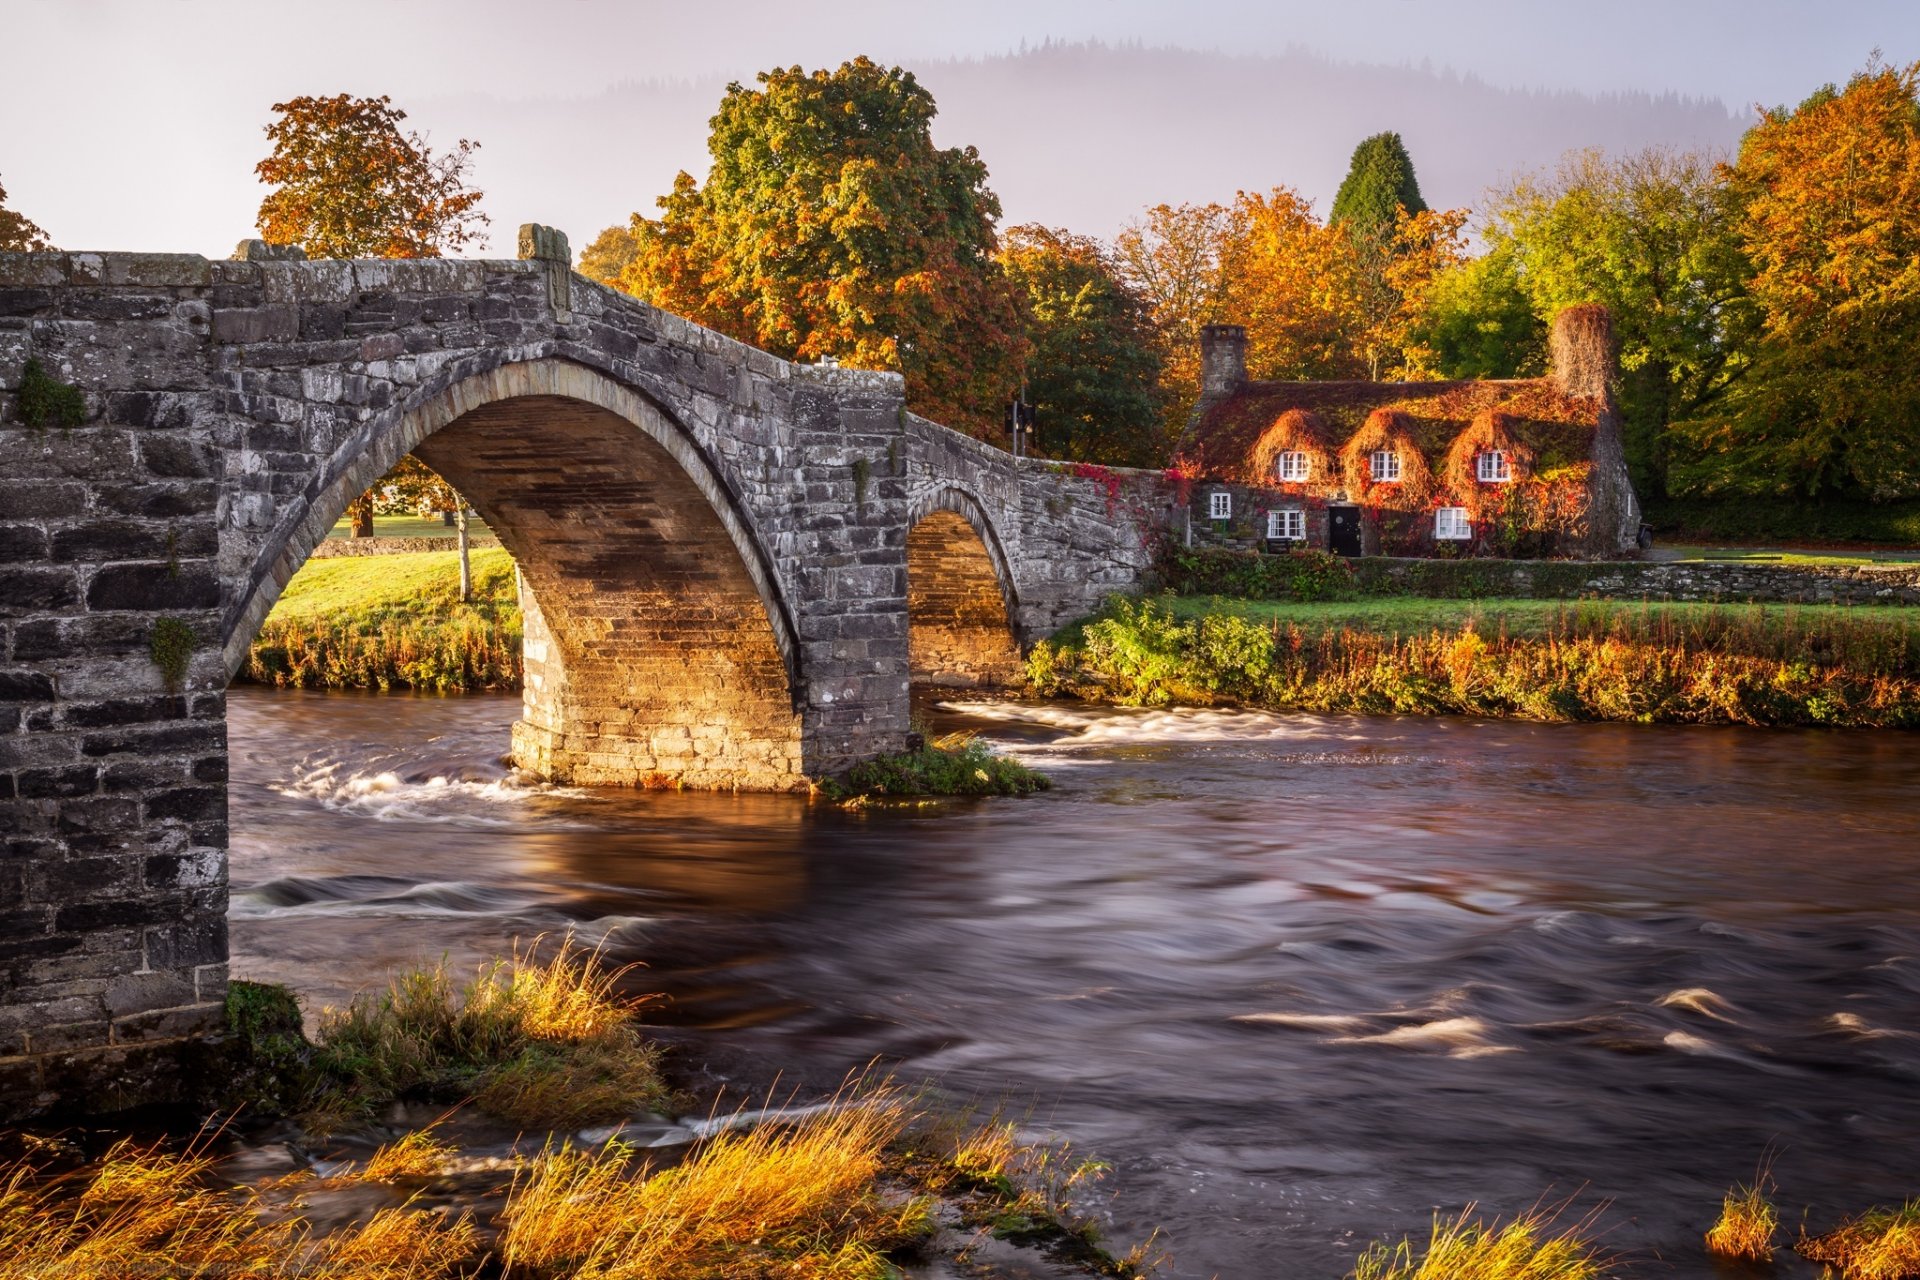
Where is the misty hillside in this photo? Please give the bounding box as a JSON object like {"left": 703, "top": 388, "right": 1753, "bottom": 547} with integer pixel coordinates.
{"left": 436, "top": 41, "right": 1747, "bottom": 248}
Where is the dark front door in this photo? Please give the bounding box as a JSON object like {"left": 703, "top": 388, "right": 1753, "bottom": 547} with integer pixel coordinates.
{"left": 1328, "top": 504, "right": 1362, "bottom": 556}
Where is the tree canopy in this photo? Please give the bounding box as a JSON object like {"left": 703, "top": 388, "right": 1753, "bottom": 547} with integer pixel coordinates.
{"left": 1330, "top": 132, "right": 1428, "bottom": 240}
{"left": 255, "top": 94, "right": 488, "bottom": 258}
{"left": 998, "top": 225, "right": 1165, "bottom": 465}
{"left": 0, "top": 176, "right": 50, "bottom": 252}
{"left": 1672, "top": 57, "right": 1920, "bottom": 500}
{"left": 590, "top": 58, "right": 1026, "bottom": 435}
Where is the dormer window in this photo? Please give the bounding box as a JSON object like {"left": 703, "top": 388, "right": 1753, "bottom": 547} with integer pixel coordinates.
{"left": 1275, "top": 451, "right": 1310, "bottom": 482}
{"left": 1209, "top": 491, "right": 1233, "bottom": 520}
{"left": 1476, "top": 450, "right": 1512, "bottom": 483}
{"left": 1436, "top": 507, "right": 1472, "bottom": 540}
{"left": 1267, "top": 508, "right": 1305, "bottom": 541}
{"left": 1370, "top": 450, "right": 1401, "bottom": 483}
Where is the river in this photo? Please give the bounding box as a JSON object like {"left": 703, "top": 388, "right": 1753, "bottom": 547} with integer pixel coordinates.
{"left": 228, "top": 687, "right": 1920, "bottom": 1279}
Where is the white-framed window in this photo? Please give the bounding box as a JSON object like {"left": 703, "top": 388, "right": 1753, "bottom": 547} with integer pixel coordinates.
{"left": 1435, "top": 507, "right": 1472, "bottom": 540}
{"left": 1370, "top": 449, "right": 1402, "bottom": 482}
{"left": 1476, "top": 450, "right": 1512, "bottom": 483}
{"left": 1208, "top": 490, "right": 1233, "bottom": 520}
{"left": 1267, "top": 508, "right": 1306, "bottom": 540}
{"left": 1275, "top": 450, "right": 1310, "bottom": 482}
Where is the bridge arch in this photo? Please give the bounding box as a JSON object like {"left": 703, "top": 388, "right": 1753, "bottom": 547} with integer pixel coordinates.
{"left": 904, "top": 485, "right": 1024, "bottom": 688}
{"left": 226, "top": 358, "right": 805, "bottom": 790}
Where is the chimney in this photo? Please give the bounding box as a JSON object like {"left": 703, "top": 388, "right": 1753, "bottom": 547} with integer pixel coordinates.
{"left": 1200, "top": 324, "right": 1248, "bottom": 397}
{"left": 1549, "top": 304, "right": 1614, "bottom": 402}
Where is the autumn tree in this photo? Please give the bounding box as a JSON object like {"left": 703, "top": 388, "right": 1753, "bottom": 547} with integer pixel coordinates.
{"left": 0, "top": 175, "right": 51, "bottom": 251}
{"left": 1330, "top": 131, "right": 1428, "bottom": 242}
{"left": 998, "top": 225, "right": 1165, "bottom": 465}
{"left": 1671, "top": 58, "right": 1920, "bottom": 500}
{"left": 1410, "top": 244, "right": 1546, "bottom": 379}
{"left": 255, "top": 94, "right": 488, "bottom": 258}
{"left": 1474, "top": 146, "right": 1750, "bottom": 496}
{"left": 1114, "top": 201, "right": 1238, "bottom": 435}
{"left": 592, "top": 58, "right": 1026, "bottom": 435}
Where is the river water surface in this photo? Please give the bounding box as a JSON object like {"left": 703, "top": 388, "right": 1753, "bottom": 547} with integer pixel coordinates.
{"left": 228, "top": 688, "right": 1920, "bottom": 1279}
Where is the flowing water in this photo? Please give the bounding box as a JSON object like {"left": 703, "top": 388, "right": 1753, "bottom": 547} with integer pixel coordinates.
{"left": 228, "top": 687, "right": 1920, "bottom": 1279}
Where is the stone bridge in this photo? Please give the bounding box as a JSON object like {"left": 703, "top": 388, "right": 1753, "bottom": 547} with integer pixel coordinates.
{"left": 0, "top": 230, "right": 1171, "bottom": 1114}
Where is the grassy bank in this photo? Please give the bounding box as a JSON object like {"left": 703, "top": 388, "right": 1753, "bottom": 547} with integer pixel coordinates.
{"left": 244, "top": 547, "right": 521, "bottom": 692}
{"left": 1029, "top": 595, "right": 1920, "bottom": 729}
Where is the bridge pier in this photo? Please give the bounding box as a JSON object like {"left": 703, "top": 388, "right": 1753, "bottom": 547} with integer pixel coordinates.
{"left": 0, "top": 243, "right": 1166, "bottom": 1117}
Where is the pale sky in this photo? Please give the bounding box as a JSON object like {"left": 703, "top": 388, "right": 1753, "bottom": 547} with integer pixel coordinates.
{"left": 2, "top": 0, "right": 1913, "bottom": 256}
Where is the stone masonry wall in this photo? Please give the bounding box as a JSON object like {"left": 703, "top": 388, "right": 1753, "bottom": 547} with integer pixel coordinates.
{"left": 0, "top": 240, "right": 1167, "bottom": 1116}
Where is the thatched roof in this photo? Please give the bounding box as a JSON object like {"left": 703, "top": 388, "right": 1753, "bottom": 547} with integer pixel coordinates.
{"left": 1178, "top": 376, "right": 1600, "bottom": 483}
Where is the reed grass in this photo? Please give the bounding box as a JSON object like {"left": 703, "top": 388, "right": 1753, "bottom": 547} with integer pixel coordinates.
{"left": 0, "top": 1136, "right": 474, "bottom": 1280}
{"left": 244, "top": 547, "right": 521, "bottom": 692}
{"left": 1799, "top": 1201, "right": 1920, "bottom": 1279}
{"left": 1030, "top": 595, "right": 1920, "bottom": 728}
{"left": 1704, "top": 1182, "right": 1778, "bottom": 1262}
{"left": 311, "top": 937, "right": 670, "bottom": 1129}
{"left": 499, "top": 1083, "right": 931, "bottom": 1279}
{"left": 1349, "top": 1207, "right": 1607, "bottom": 1280}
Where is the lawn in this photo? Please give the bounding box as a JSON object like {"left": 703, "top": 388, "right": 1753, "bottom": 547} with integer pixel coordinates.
{"left": 1075, "top": 593, "right": 1920, "bottom": 649}
{"left": 244, "top": 547, "right": 522, "bottom": 691}
{"left": 326, "top": 513, "right": 495, "bottom": 540}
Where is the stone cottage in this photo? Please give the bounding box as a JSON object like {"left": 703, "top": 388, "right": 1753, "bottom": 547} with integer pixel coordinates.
{"left": 1175, "top": 305, "right": 1641, "bottom": 558}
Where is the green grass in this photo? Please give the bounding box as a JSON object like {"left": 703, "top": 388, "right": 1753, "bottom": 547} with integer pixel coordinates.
{"left": 1665, "top": 545, "right": 1920, "bottom": 567}
{"left": 327, "top": 513, "right": 494, "bottom": 540}
{"left": 244, "top": 547, "right": 521, "bottom": 692}
{"left": 829, "top": 733, "right": 1050, "bottom": 802}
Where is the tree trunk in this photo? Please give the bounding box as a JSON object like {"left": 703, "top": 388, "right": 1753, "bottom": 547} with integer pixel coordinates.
{"left": 348, "top": 493, "right": 375, "bottom": 539}
{"left": 456, "top": 506, "right": 472, "bottom": 602}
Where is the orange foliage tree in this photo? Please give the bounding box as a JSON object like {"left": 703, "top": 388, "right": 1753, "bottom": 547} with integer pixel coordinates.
{"left": 0, "top": 175, "right": 50, "bottom": 252}
{"left": 588, "top": 59, "right": 1026, "bottom": 437}
{"left": 1673, "top": 57, "right": 1920, "bottom": 499}
{"left": 255, "top": 94, "right": 488, "bottom": 259}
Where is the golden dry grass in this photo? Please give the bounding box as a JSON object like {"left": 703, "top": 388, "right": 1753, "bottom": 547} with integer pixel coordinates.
{"left": 500, "top": 1084, "right": 931, "bottom": 1279}
{"left": 1800, "top": 1201, "right": 1920, "bottom": 1279}
{"left": 312, "top": 936, "right": 670, "bottom": 1128}
{"left": 0, "top": 1136, "right": 475, "bottom": 1280}
{"left": 1349, "top": 1207, "right": 1607, "bottom": 1280}
{"left": 361, "top": 1127, "right": 454, "bottom": 1181}
{"left": 1704, "top": 1182, "right": 1778, "bottom": 1262}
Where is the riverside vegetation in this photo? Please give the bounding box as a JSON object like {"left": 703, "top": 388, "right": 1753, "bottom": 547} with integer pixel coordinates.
{"left": 1027, "top": 592, "right": 1920, "bottom": 729}
{"left": 11, "top": 943, "right": 1920, "bottom": 1280}
{"left": 1, "top": 942, "right": 1158, "bottom": 1280}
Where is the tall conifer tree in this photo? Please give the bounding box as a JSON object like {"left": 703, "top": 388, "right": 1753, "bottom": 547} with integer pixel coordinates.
{"left": 1331, "top": 132, "right": 1428, "bottom": 241}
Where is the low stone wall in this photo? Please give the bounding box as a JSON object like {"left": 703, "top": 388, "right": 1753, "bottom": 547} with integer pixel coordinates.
{"left": 308, "top": 535, "right": 502, "bottom": 558}
{"left": 1351, "top": 556, "right": 1920, "bottom": 605}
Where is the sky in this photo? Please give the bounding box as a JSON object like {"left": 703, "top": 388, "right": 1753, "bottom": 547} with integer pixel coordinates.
{"left": 2, "top": 0, "right": 1914, "bottom": 257}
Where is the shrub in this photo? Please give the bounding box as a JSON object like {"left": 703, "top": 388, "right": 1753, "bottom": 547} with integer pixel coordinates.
{"left": 835, "top": 732, "right": 1049, "bottom": 799}
{"left": 311, "top": 937, "right": 670, "bottom": 1127}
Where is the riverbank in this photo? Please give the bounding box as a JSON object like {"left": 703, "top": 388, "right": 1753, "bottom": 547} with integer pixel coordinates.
{"left": 1028, "top": 594, "right": 1920, "bottom": 728}
{"left": 2, "top": 944, "right": 1154, "bottom": 1280}
{"left": 243, "top": 547, "right": 522, "bottom": 692}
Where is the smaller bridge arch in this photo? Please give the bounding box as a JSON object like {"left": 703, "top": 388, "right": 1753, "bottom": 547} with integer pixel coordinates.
{"left": 904, "top": 484, "right": 1025, "bottom": 688}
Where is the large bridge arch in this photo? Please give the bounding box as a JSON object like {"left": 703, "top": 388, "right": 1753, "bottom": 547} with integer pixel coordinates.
{"left": 227, "top": 359, "right": 805, "bottom": 790}
{"left": 904, "top": 485, "right": 1024, "bottom": 688}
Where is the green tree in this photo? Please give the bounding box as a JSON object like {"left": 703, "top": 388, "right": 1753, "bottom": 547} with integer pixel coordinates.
{"left": 595, "top": 58, "right": 1026, "bottom": 436}
{"left": 1412, "top": 245, "right": 1546, "bottom": 379}
{"left": 998, "top": 225, "right": 1166, "bottom": 465}
{"left": 1330, "top": 132, "right": 1428, "bottom": 242}
{"left": 1479, "top": 146, "right": 1750, "bottom": 496}
{"left": 0, "top": 175, "right": 51, "bottom": 251}
{"left": 255, "top": 94, "right": 488, "bottom": 258}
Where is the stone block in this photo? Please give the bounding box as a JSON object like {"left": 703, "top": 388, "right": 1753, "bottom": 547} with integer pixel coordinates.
{"left": 102, "top": 254, "right": 212, "bottom": 288}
